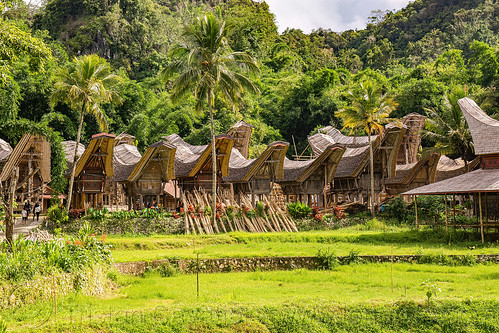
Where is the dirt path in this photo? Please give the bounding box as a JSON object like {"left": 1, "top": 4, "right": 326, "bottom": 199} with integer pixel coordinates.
{"left": 0, "top": 216, "right": 44, "bottom": 240}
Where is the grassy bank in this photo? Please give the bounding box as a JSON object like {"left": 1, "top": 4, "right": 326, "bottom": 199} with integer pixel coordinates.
{"left": 4, "top": 263, "right": 499, "bottom": 332}
{"left": 108, "top": 227, "right": 499, "bottom": 262}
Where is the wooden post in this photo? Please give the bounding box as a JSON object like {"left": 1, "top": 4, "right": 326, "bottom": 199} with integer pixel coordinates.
{"left": 444, "top": 194, "right": 448, "bottom": 233}
{"left": 452, "top": 194, "right": 456, "bottom": 225}
{"left": 323, "top": 165, "right": 327, "bottom": 210}
{"left": 414, "top": 195, "right": 418, "bottom": 230}
{"left": 479, "top": 192, "right": 484, "bottom": 244}
{"left": 391, "top": 245, "right": 394, "bottom": 293}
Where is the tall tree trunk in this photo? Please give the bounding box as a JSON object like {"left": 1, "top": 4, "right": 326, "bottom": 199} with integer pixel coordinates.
{"left": 5, "top": 167, "right": 19, "bottom": 245}
{"left": 66, "top": 102, "right": 86, "bottom": 211}
{"left": 368, "top": 132, "right": 375, "bottom": 219}
{"left": 208, "top": 92, "right": 217, "bottom": 227}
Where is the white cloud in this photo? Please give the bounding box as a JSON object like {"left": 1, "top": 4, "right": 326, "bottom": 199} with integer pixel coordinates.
{"left": 262, "top": 0, "right": 412, "bottom": 33}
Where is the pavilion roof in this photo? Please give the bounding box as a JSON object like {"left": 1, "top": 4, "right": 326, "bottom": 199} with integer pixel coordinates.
{"left": 403, "top": 168, "right": 499, "bottom": 195}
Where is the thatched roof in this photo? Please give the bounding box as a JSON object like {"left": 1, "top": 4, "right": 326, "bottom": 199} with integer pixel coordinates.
{"left": 403, "top": 168, "right": 499, "bottom": 195}
{"left": 434, "top": 156, "right": 479, "bottom": 182}
{"left": 309, "top": 124, "right": 405, "bottom": 180}
{"left": 0, "top": 139, "right": 12, "bottom": 161}
{"left": 113, "top": 144, "right": 142, "bottom": 182}
{"left": 165, "top": 133, "right": 234, "bottom": 178}
{"left": 279, "top": 146, "right": 344, "bottom": 183}
{"left": 385, "top": 153, "right": 440, "bottom": 186}
{"left": 458, "top": 97, "right": 499, "bottom": 155}
{"left": 227, "top": 120, "right": 253, "bottom": 159}
{"left": 128, "top": 141, "right": 176, "bottom": 182}
{"left": 0, "top": 134, "right": 51, "bottom": 183}
{"left": 224, "top": 141, "right": 288, "bottom": 182}
{"left": 62, "top": 141, "right": 85, "bottom": 176}
{"left": 115, "top": 132, "right": 136, "bottom": 146}
{"left": 75, "top": 133, "right": 115, "bottom": 178}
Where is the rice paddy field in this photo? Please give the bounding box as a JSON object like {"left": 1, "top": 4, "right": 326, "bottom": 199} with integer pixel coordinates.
{"left": 2, "top": 226, "right": 498, "bottom": 332}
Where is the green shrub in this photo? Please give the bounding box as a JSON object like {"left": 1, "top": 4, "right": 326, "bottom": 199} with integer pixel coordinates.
{"left": 47, "top": 204, "right": 68, "bottom": 225}
{"left": 287, "top": 202, "right": 312, "bottom": 219}
{"left": 316, "top": 248, "right": 338, "bottom": 269}
{"left": 0, "top": 316, "right": 6, "bottom": 333}
{"left": 384, "top": 196, "right": 408, "bottom": 222}
{"left": 158, "top": 262, "right": 178, "bottom": 277}
{"left": 85, "top": 207, "right": 109, "bottom": 222}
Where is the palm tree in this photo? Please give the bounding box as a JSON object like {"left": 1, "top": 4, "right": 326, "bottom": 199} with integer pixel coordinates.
{"left": 51, "top": 54, "right": 122, "bottom": 211}
{"left": 161, "top": 13, "right": 259, "bottom": 226}
{"left": 337, "top": 80, "right": 398, "bottom": 218}
{"left": 423, "top": 88, "right": 475, "bottom": 170}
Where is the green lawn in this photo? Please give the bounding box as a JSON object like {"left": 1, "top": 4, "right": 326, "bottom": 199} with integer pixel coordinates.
{"left": 5, "top": 263, "right": 499, "bottom": 332}
{"left": 107, "top": 227, "right": 499, "bottom": 262}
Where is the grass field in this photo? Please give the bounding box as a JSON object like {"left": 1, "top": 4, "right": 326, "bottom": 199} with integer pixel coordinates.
{"left": 108, "top": 227, "right": 499, "bottom": 262}
{"left": 4, "top": 263, "right": 499, "bottom": 332}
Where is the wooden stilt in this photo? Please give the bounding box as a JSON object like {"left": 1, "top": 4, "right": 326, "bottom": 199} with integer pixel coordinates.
{"left": 444, "top": 194, "right": 448, "bottom": 232}
{"left": 479, "top": 192, "right": 484, "bottom": 244}
{"left": 414, "top": 195, "right": 418, "bottom": 230}
{"left": 452, "top": 194, "right": 456, "bottom": 225}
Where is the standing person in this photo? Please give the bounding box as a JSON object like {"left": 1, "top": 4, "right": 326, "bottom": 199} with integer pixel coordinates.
{"left": 21, "top": 207, "right": 27, "bottom": 223}
{"left": 26, "top": 201, "right": 32, "bottom": 220}
{"left": 34, "top": 202, "right": 41, "bottom": 222}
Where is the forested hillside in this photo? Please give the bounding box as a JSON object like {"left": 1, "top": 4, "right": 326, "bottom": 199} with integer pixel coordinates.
{"left": 2, "top": 0, "right": 499, "bottom": 159}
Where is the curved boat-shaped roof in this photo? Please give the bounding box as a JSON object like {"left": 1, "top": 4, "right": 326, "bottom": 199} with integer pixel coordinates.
{"left": 128, "top": 141, "right": 176, "bottom": 182}
{"left": 458, "top": 97, "right": 499, "bottom": 155}
{"left": 75, "top": 133, "right": 115, "bottom": 178}
{"left": 0, "top": 138, "right": 12, "bottom": 162}
{"left": 165, "top": 133, "right": 234, "bottom": 178}
{"left": 279, "top": 145, "right": 344, "bottom": 183}
{"left": 113, "top": 144, "right": 142, "bottom": 182}
{"left": 224, "top": 141, "right": 288, "bottom": 182}
{"left": 0, "top": 134, "right": 51, "bottom": 183}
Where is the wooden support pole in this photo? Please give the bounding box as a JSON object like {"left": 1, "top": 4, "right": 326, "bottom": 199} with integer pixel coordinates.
{"left": 414, "top": 195, "right": 418, "bottom": 230}
{"left": 452, "top": 194, "right": 456, "bottom": 225}
{"left": 479, "top": 192, "right": 484, "bottom": 244}
{"left": 444, "top": 194, "right": 448, "bottom": 233}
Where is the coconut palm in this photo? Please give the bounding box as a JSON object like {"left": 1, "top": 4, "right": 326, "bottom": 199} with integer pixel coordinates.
{"left": 51, "top": 54, "right": 122, "bottom": 211}
{"left": 337, "top": 80, "right": 398, "bottom": 218}
{"left": 423, "top": 88, "right": 475, "bottom": 170}
{"left": 161, "top": 13, "right": 259, "bottom": 225}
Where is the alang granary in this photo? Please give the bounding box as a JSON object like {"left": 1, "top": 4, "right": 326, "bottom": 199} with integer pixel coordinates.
{"left": 2, "top": 97, "right": 497, "bottom": 236}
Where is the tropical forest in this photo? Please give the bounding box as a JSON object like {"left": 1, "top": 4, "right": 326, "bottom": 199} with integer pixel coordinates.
{"left": 0, "top": 0, "right": 499, "bottom": 331}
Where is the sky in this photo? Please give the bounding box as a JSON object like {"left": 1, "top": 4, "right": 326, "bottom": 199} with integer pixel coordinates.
{"left": 262, "top": 0, "right": 412, "bottom": 33}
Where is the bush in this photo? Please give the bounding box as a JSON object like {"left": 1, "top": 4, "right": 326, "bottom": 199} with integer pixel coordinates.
{"left": 47, "top": 204, "right": 68, "bottom": 225}
{"left": 287, "top": 202, "right": 312, "bottom": 219}
{"left": 384, "top": 196, "right": 409, "bottom": 222}
{"left": 158, "top": 262, "right": 178, "bottom": 277}
{"left": 316, "top": 248, "right": 338, "bottom": 269}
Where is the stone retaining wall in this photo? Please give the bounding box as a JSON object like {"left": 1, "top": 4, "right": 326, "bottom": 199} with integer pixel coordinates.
{"left": 114, "top": 254, "right": 499, "bottom": 275}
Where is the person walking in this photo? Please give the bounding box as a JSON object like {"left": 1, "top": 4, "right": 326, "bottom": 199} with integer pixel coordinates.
{"left": 21, "top": 207, "right": 27, "bottom": 223}
{"left": 34, "top": 202, "right": 41, "bottom": 222}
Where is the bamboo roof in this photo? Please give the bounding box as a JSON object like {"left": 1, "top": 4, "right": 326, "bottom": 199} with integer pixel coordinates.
{"left": 165, "top": 133, "right": 234, "bottom": 178}
{"left": 309, "top": 124, "right": 405, "bottom": 179}
{"left": 62, "top": 141, "right": 85, "bottom": 176}
{"left": 74, "top": 133, "right": 115, "bottom": 178}
{"left": 398, "top": 113, "right": 426, "bottom": 164}
{"left": 434, "top": 156, "right": 480, "bottom": 182}
{"left": 0, "top": 134, "right": 51, "bottom": 183}
{"left": 224, "top": 141, "right": 289, "bottom": 182}
{"left": 128, "top": 141, "right": 176, "bottom": 182}
{"left": 113, "top": 144, "right": 142, "bottom": 182}
{"left": 227, "top": 120, "right": 253, "bottom": 159}
{"left": 115, "top": 132, "right": 136, "bottom": 146}
{"left": 385, "top": 153, "right": 440, "bottom": 186}
{"left": 458, "top": 97, "right": 499, "bottom": 155}
{"left": 403, "top": 168, "right": 499, "bottom": 195}
{"left": 279, "top": 145, "right": 344, "bottom": 183}
{"left": 0, "top": 138, "right": 12, "bottom": 163}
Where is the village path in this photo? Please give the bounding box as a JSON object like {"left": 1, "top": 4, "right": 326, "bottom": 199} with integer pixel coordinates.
{"left": 0, "top": 216, "right": 44, "bottom": 240}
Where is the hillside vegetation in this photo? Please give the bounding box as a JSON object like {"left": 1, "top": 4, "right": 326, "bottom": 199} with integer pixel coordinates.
{"left": 2, "top": 0, "right": 499, "bottom": 164}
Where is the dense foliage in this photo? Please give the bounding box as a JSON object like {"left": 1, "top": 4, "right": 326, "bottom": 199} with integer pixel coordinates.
{"left": 3, "top": 0, "right": 499, "bottom": 180}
